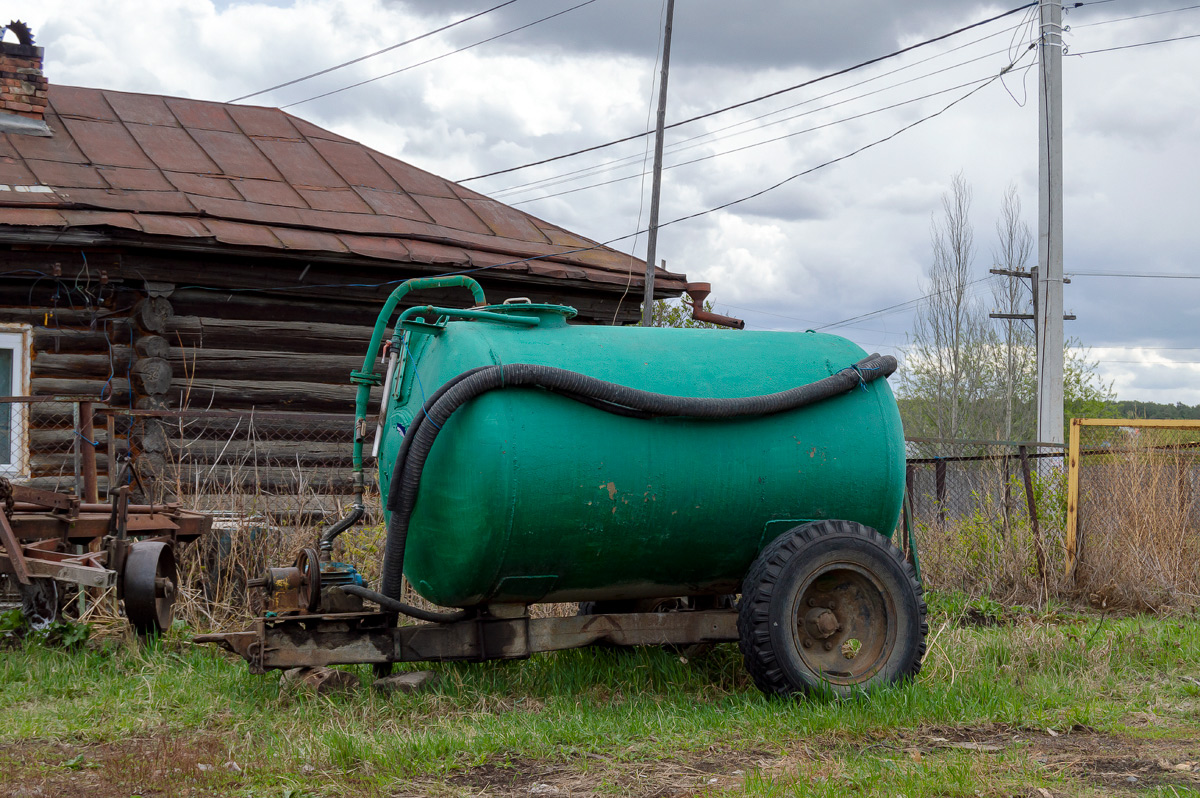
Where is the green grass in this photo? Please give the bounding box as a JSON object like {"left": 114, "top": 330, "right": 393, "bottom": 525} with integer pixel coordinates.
{"left": 2, "top": 594, "right": 1199, "bottom": 797}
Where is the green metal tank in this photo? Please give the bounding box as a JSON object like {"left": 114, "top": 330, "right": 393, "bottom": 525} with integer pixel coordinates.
{"left": 368, "top": 281, "right": 906, "bottom": 609}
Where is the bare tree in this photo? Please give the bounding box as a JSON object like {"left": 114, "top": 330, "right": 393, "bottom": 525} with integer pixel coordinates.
{"left": 904, "top": 172, "right": 995, "bottom": 439}
{"left": 991, "top": 183, "right": 1037, "bottom": 440}
{"left": 903, "top": 177, "right": 1115, "bottom": 441}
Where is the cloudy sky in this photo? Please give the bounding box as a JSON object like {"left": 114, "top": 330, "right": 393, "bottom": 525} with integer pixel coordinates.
{"left": 15, "top": 0, "right": 1200, "bottom": 403}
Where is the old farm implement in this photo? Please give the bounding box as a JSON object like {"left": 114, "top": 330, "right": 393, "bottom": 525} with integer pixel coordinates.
{"left": 0, "top": 464, "right": 210, "bottom": 633}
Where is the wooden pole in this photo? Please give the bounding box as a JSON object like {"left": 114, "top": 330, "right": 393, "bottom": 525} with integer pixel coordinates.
{"left": 641, "top": 0, "right": 675, "bottom": 327}
{"left": 1065, "top": 417, "right": 1082, "bottom": 578}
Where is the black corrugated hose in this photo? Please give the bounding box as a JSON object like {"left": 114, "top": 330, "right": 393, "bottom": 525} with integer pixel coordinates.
{"left": 380, "top": 354, "right": 897, "bottom": 605}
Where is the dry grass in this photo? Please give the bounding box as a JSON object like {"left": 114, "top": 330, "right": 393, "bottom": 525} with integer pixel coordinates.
{"left": 1073, "top": 427, "right": 1200, "bottom": 612}
{"left": 915, "top": 428, "right": 1200, "bottom": 614}
{"left": 913, "top": 454, "right": 1066, "bottom": 608}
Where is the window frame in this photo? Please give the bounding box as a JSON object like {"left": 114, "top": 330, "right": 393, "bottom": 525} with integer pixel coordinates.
{"left": 0, "top": 324, "right": 32, "bottom": 478}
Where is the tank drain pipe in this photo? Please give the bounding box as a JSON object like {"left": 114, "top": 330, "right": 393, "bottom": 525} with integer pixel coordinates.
{"left": 371, "top": 341, "right": 403, "bottom": 459}
{"left": 318, "top": 471, "right": 365, "bottom": 558}
{"left": 341, "top": 584, "right": 470, "bottom": 624}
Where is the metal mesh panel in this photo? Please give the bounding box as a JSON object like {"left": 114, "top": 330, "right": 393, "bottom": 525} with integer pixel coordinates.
{"left": 1072, "top": 422, "right": 1200, "bottom": 609}
{"left": 904, "top": 439, "right": 1066, "bottom": 597}
{"left": 101, "top": 408, "right": 377, "bottom": 524}
{"left": 0, "top": 397, "right": 99, "bottom": 492}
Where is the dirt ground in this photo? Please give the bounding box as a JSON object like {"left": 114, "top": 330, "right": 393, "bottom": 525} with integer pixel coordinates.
{"left": 1, "top": 724, "right": 1197, "bottom": 798}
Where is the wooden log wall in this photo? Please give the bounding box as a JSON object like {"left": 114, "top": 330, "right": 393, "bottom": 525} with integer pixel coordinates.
{"left": 0, "top": 256, "right": 380, "bottom": 499}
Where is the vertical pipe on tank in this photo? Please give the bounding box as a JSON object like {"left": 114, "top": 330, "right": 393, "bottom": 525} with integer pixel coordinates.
{"left": 372, "top": 345, "right": 401, "bottom": 459}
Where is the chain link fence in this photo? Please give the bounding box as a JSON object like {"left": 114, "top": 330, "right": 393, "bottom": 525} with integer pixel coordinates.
{"left": 1070, "top": 420, "right": 1200, "bottom": 610}
{"left": 100, "top": 408, "right": 372, "bottom": 521}
{"left": 904, "top": 438, "right": 1067, "bottom": 601}
{"left": 0, "top": 396, "right": 102, "bottom": 493}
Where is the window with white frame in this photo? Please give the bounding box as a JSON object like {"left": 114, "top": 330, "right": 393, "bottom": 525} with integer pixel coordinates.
{"left": 0, "top": 325, "right": 31, "bottom": 477}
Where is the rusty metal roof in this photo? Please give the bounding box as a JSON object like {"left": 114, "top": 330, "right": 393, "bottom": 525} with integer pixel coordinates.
{"left": 0, "top": 86, "right": 686, "bottom": 292}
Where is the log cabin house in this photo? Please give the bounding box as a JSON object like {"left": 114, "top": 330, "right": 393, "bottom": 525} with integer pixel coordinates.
{"left": 0, "top": 27, "right": 690, "bottom": 502}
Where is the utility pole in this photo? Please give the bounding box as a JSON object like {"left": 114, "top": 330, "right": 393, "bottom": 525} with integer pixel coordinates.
{"left": 989, "top": 267, "right": 1073, "bottom": 323}
{"left": 641, "top": 0, "right": 675, "bottom": 328}
{"left": 1035, "top": 0, "right": 1065, "bottom": 444}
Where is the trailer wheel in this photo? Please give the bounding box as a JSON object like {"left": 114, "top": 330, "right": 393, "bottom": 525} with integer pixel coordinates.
{"left": 738, "top": 520, "right": 926, "bottom": 698}
{"left": 124, "top": 541, "right": 177, "bottom": 635}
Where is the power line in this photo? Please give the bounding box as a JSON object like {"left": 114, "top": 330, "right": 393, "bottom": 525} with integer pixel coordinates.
{"left": 1071, "top": 271, "right": 1200, "bottom": 279}
{"left": 494, "top": 43, "right": 1022, "bottom": 201}
{"left": 1071, "top": 2, "right": 1200, "bottom": 29}
{"left": 619, "top": 59, "right": 1031, "bottom": 255}
{"left": 228, "top": 0, "right": 519, "bottom": 103}
{"left": 510, "top": 74, "right": 1000, "bottom": 206}
{"left": 490, "top": 22, "right": 1032, "bottom": 198}
{"left": 280, "top": 0, "right": 599, "bottom": 109}
{"left": 458, "top": 2, "right": 1039, "bottom": 182}
{"left": 1066, "top": 31, "right": 1200, "bottom": 56}
{"left": 817, "top": 277, "right": 997, "bottom": 332}
{"left": 1098, "top": 359, "right": 1200, "bottom": 364}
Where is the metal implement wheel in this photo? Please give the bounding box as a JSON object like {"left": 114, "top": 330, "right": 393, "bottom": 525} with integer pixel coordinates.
{"left": 295, "top": 547, "right": 321, "bottom": 613}
{"left": 737, "top": 519, "right": 926, "bottom": 698}
{"left": 124, "top": 541, "right": 177, "bottom": 635}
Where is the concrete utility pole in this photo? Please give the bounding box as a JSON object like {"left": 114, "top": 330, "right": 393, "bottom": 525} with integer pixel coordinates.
{"left": 641, "top": 0, "right": 675, "bottom": 328}
{"left": 1035, "top": 0, "right": 1065, "bottom": 444}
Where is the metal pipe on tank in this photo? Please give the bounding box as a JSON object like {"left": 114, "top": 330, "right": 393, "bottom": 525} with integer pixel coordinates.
{"left": 685, "top": 283, "right": 745, "bottom": 329}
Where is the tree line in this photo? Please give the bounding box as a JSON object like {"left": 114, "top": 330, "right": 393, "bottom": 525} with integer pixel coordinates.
{"left": 900, "top": 172, "right": 1114, "bottom": 442}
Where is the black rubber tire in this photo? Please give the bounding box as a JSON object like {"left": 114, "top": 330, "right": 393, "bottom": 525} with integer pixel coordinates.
{"left": 737, "top": 519, "right": 927, "bottom": 698}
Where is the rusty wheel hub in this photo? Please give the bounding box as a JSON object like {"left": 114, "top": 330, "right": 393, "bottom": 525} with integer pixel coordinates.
{"left": 793, "top": 564, "right": 895, "bottom": 685}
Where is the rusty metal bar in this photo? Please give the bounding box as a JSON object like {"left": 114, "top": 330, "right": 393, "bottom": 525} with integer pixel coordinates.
{"left": 80, "top": 401, "right": 98, "bottom": 503}
{"left": 903, "top": 463, "right": 916, "bottom": 556}
{"left": 0, "top": 552, "right": 116, "bottom": 589}
{"left": 106, "top": 413, "right": 116, "bottom": 500}
{"left": 11, "top": 484, "right": 76, "bottom": 511}
{"left": 0, "top": 512, "right": 32, "bottom": 584}
{"left": 8, "top": 509, "right": 208, "bottom": 543}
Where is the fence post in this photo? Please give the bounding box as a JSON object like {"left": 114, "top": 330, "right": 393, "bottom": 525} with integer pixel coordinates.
{"left": 1065, "top": 418, "right": 1083, "bottom": 579}
{"left": 1002, "top": 452, "right": 1012, "bottom": 539}
{"left": 72, "top": 401, "right": 82, "bottom": 495}
{"left": 106, "top": 412, "right": 117, "bottom": 500}
{"left": 80, "top": 401, "right": 98, "bottom": 504}
{"left": 935, "top": 459, "right": 947, "bottom": 522}
{"left": 902, "top": 463, "right": 916, "bottom": 557}
{"left": 1018, "top": 445, "right": 1045, "bottom": 581}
